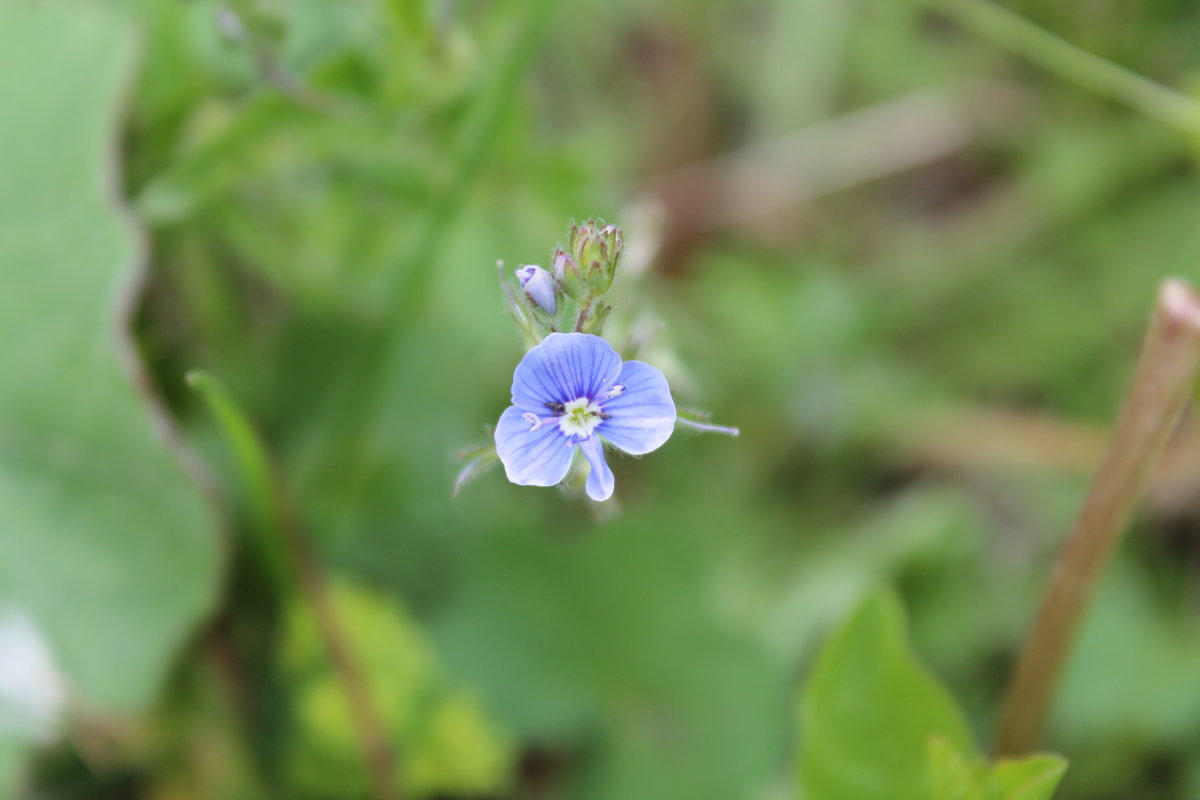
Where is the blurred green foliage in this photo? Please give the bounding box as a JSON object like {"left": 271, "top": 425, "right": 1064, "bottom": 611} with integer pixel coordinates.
{"left": 281, "top": 581, "right": 511, "bottom": 798}
{"left": 3, "top": 0, "right": 1200, "bottom": 799}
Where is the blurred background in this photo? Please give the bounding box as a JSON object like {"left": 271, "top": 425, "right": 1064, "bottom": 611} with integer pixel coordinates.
{"left": 3, "top": 0, "right": 1200, "bottom": 798}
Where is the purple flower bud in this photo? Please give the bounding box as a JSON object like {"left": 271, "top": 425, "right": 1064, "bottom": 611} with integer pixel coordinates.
{"left": 515, "top": 264, "right": 558, "bottom": 315}
{"left": 552, "top": 249, "right": 574, "bottom": 282}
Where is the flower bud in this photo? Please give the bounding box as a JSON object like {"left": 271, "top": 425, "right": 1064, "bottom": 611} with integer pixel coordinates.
{"left": 515, "top": 264, "right": 558, "bottom": 315}
{"left": 553, "top": 247, "right": 588, "bottom": 301}
{"left": 551, "top": 248, "right": 571, "bottom": 282}
{"left": 569, "top": 219, "right": 623, "bottom": 295}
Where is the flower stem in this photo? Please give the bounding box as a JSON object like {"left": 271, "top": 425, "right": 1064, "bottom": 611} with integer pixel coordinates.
{"left": 931, "top": 0, "right": 1200, "bottom": 135}
{"left": 574, "top": 298, "right": 595, "bottom": 333}
{"left": 996, "top": 279, "right": 1200, "bottom": 755}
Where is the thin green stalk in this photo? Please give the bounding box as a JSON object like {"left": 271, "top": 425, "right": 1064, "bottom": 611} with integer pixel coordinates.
{"left": 996, "top": 280, "right": 1200, "bottom": 755}
{"left": 932, "top": 0, "right": 1200, "bottom": 134}
{"left": 187, "top": 372, "right": 279, "bottom": 539}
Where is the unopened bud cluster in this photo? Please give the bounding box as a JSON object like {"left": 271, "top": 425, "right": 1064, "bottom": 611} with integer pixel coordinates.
{"left": 503, "top": 218, "right": 623, "bottom": 345}
{"left": 555, "top": 220, "right": 623, "bottom": 300}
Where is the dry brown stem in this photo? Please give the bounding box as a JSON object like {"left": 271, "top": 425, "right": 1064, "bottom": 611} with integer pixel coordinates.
{"left": 996, "top": 279, "right": 1200, "bottom": 755}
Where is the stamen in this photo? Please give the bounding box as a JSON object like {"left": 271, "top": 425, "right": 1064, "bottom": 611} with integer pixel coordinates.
{"left": 604, "top": 383, "right": 625, "bottom": 399}
{"left": 522, "top": 412, "right": 560, "bottom": 431}
{"left": 556, "top": 396, "right": 606, "bottom": 438}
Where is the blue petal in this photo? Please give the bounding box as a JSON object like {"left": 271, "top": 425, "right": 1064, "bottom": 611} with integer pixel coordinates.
{"left": 598, "top": 360, "right": 676, "bottom": 455}
{"left": 494, "top": 406, "right": 575, "bottom": 487}
{"left": 510, "top": 332, "right": 622, "bottom": 412}
{"left": 579, "top": 436, "right": 614, "bottom": 502}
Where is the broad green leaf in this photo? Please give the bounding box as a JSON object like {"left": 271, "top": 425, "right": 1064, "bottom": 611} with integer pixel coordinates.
{"left": 0, "top": 3, "right": 218, "bottom": 713}
{"left": 799, "top": 589, "right": 973, "bottom": 800}
{"left": 988, "top": 755, "right": 1067, "bottom": 800}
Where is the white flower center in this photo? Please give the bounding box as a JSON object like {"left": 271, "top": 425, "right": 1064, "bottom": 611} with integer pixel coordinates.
{"left": 557, "top": 397, "right": 604, "bottom": 438}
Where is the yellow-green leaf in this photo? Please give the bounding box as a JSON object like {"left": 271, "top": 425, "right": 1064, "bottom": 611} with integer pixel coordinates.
{"left": 929, "top": 736, "right": 986, "bottom": 800}
{"left": 988, "top": 754, "right": 1068, "bottom": 800}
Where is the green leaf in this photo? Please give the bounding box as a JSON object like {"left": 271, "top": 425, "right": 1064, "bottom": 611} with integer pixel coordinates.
{"left": 799, "top": 589, "right": 974, "bottom": 800}
{"left": 987, "top": 754, "right": 1067, "bottom": 800}
{"left": 924, "top": 709, "right": 1068, "bottom": 800}
{"left": 0, "top": 2, "right": 218, "bottom": 713}
{"left": 927, "top": 736, "right": 1067, "bottom": 800}
{"left": 928, "top": 736, "right": 985, "bottom": 800}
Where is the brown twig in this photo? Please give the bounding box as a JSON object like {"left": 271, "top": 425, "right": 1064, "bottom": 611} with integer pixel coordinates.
{"left": 189, "top": 372, "right": 400, "bottom": 800}
{"left": 996, "top": 278, "right": 1200, "bottom": 755}
{"left": 275, "top": 499, "right": 401, "bottom": 800}
{"left": 244, "top": 418, "right": 401, "bottom": 800}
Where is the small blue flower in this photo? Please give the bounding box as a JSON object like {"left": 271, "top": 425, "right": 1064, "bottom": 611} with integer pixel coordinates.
{"left": 515, "top": 264, "right": 558, "bottom": 315}
{"left": 495, "top": 332, "right": 676, "bottom": 501}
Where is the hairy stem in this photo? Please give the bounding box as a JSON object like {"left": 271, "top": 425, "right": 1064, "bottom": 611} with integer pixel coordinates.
{"left": 574, "top": 298, "right": 595, "bottom": 333}
{"left": 996, "top": 279, "right": 1200, "bottom": 755}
